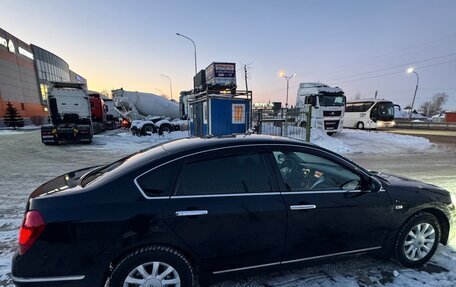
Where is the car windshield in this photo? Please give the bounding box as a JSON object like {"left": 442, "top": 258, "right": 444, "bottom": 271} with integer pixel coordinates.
{"left": 318, "top": 95, "right": 346, "bottom": 106}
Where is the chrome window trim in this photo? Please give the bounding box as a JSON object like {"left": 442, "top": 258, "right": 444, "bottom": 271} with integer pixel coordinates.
{"left": 134, "top": 143, "right": 372, "bottom": 200}
{"left": 12, "top": 275, "right": 85, "bottom": 283}
{"left": 170, "top": 192, "right": 281, "bottom": 199}
{"left": 281, "top": 189, "right": 363, "bottom": 195}
{"left": 213, "top": 246, "right": 381, "bottom": 274}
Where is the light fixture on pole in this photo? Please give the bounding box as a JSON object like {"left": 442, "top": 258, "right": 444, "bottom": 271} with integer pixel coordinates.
{"left": 176, "top": 33, "right": 197, "bottom": 75}
{"left": 160, "top": 74, "right": 173, "bottom": 100}
{"left": 280, "top": 71, "right": 295, "bottom": 108}
{"left": 406, "top": 67, "right": 419, "bottom": 119}
{"left": 155, "top": 88, "right": 165, "bottom": 97}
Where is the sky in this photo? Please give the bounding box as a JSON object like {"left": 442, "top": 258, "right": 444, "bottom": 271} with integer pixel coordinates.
{"left": 1, "top": 0, "right": 456, "bottom": 110}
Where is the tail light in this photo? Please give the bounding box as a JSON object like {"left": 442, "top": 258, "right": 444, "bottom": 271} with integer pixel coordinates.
{"left": 18, "top": 211, "right": 46, "bottom": 255}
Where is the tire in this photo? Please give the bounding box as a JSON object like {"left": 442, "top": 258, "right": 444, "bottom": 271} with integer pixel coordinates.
{"left": 357, "top": 121, "right": 365, "bottom": 129}
{"left": 327, "top": 132, "right": 335, "bottom": 136}
{"left": 141, "top": 124, "right": 156, "bottom": 136}
{"left": 108, "top": 246, "right": 193, "bottom": 287}
{"left": 393, "top": 212, "right": 441, "bottom": 267}
{"left": 159, "top": 124, "right": 173, "bottom": 135}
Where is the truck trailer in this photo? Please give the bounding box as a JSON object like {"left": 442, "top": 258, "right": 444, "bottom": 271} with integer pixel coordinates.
{"left": 41, "top": 82, "right": 95, "bottom": 145}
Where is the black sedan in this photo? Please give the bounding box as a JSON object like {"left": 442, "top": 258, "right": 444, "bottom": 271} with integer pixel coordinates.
{"left": 12, "top": 135, "right": 456, "bottom": 287}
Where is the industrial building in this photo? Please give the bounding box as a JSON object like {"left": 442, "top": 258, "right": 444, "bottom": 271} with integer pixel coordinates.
{"left": 0, "top": 28, "right": 87, "bottom": 126}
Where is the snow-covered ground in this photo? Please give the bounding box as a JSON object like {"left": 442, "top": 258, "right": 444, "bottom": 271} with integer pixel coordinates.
{"left": 0, "top": 129, "right": 454, "bottom": 286}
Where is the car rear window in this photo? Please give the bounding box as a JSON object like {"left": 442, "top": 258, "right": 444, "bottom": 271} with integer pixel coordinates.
{"left": 136, "top": 160, "right": 180, "bottom": 197}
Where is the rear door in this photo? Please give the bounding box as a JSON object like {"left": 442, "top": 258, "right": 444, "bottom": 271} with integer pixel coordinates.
{"left": 163, "top": 146, "right": 286, "bottom": 273}
{"left": 268, "top": 146, "right": 392, "bottom": 262}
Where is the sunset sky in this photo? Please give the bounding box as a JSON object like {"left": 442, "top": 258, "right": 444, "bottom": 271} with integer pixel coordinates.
{"left": 2, "top": 0, "right": 456, "bottom": 109}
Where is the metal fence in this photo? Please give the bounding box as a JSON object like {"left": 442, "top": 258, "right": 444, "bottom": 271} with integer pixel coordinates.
{"left": 252, "top": 107, "right": 312, "bottom": 141}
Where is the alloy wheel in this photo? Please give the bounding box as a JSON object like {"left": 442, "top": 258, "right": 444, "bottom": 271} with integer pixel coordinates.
{"left": 123, "top": 261, "right": 181, "bottom": 287}
{"left": 403, "top": 223, "right": 436, "bottom": 261}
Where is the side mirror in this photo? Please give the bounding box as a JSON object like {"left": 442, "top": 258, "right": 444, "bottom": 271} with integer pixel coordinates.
{"left": 368, "top": 177, "right": 383, "bottom": 192}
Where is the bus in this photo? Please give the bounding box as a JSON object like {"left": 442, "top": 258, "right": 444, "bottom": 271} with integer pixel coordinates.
{"left": 296, "top": 83, "right": 346, "bottom": 134}
{"left": 344, "top": 99, "right": 395, "bottom": 129}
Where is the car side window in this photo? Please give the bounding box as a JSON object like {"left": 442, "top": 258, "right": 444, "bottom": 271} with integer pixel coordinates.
{"left": 176, "top": 152, "right": 273, "bottom": 196}
{"left": 272, "top": 150, "right": 361, "bottom": 191}
{"left": 136, "top": 160, "right": 180, "bottom": 197}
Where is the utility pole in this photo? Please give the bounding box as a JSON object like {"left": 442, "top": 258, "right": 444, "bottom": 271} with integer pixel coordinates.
{"left": 244, "top": 65, "right": 249, "bottom": 97}
{"left": 244, "top": 64, "right": 252, "bottom": 129}
{"left": 375, "top": 90, "right": 378, "bottom": 99}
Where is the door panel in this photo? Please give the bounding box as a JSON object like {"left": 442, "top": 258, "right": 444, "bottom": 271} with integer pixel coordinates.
{"left": 163, "top": 195, "right": 286, "bottom": 271}
{"left": 163, "top": 147, "right": 287, "bottom": 272}
{"left": 281, "top": 191, "right": 391, "bottom": 260}
{"left": 267, "top": 147, "right": 392, "bottom": 261}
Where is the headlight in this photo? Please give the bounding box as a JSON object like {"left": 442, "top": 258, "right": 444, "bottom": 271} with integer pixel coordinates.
{"left": 451, "top": 192, "right": 456, "bottom": 205}
{"left": 391, "top": 120, "right": 396, "bottom": 127}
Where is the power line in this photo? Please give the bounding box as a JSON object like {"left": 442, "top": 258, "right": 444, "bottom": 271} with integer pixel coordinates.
{"left": 328, "top": 52, "right": 456, "bottom": 82}
{"left": 325, "top": 32, "right": 456, "bottom": 77}
{"left": 332, "top": 58, "right": 456, "bottom": 84}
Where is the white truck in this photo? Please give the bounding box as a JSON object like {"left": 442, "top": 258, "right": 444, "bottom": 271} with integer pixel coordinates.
{"left": 295, "top": 83, "right": 346, "bottom": 135}
{"left": 41, "top": 82, "right": 94, "bottom": 144}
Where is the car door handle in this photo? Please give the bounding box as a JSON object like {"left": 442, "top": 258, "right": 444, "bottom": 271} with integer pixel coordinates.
{"left": 175, "top": 210, "right": 208, "bottom": 217}
{"left": 290, "top": 205, "right": 316, "bottom": 210}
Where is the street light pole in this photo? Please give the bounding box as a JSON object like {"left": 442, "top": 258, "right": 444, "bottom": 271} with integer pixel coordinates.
{"left": 160, "top": 74, "right": 173, "bottom": 100}
{"left": 155, "top": 88, "right": 165, "bottom": 97}
{"left": 176, "top": 33, "right": 197, "bottom": 75}
{"left": 280, "top": 72, "right": 295, "bottom": 108}
{"left": 407, "top": 68, "right": 419, "bottom": 119}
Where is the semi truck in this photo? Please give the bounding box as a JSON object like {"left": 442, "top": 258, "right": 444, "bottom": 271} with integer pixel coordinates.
{"left": 41, "top": 82, "right": 95, "bottom": 145}
{"left": 295, "top": 82, "right": 346, "bottom": 135}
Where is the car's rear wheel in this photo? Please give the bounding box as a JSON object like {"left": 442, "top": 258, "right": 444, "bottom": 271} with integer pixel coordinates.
{"left": 108, "top": 246, "right": 193, "bottom": 287}
{"left": 357, "top": 121, "right": 364, "bottom": 129}
{"left": 394, "top": 212, "right": 441, "bottom": 267}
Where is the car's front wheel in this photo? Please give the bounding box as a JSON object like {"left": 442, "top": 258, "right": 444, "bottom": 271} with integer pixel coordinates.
{"left": 394, "top": 212, "right": 441, "bottom": 267}
{"left": 108, "top": 246, "right": 193, "bottom": 287}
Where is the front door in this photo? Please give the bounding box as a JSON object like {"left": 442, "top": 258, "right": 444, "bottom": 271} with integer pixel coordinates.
{"left": 163, "top": 147, "right": 287, "bottom": 273}
{"left": 268, "top": 147, "right": 392, "bottom": 262}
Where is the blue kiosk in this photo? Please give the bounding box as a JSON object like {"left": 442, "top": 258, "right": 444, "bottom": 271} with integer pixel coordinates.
{"left": 189, "top": 93, "right": 251, "bottom": 137}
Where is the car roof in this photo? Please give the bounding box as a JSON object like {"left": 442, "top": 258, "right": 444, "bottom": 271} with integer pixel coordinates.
{"left": 161, "top": 134, "right": 314, "bottom": 155}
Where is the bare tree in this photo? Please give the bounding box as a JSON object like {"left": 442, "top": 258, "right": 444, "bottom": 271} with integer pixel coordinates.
{"left": 354, "top": 93, "right": 361, "bottom": 100}
{"left": 420, "top": 92, "right": 448, "bottom": 117}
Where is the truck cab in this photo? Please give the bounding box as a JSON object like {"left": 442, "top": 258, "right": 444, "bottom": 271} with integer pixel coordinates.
{"left": 296, "top": 83, "right": 346, "bottom": 135}
{"left": 41, "top": 82, "right": 94, "bottom": 144}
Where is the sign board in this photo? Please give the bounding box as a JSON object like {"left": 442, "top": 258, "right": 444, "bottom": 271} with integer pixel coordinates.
{"left": 205, "top": 62, "right": 236, "bottom": 87}
{"left": 7, "top": 39, "right": 15, "bottom": 53}
{"left": 0, "top": 37, "right": 7, "bottom": 47}
{"left": 18, "top": 47, "right": 34, "bottom": 60}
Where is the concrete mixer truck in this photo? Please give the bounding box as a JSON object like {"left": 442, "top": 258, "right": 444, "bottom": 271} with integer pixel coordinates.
{"left": 111, "top": 88, "right": 182, "bottom": 136}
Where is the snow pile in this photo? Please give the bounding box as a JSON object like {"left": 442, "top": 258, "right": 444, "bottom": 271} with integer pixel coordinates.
{"left": 259, "top": 123, "right": 433, "bottom": 154}
{"left": 89, "top": 130, "right": 189, "bottom": 153}
{"left": 310, "top": 128, "right": 352, "bottom": 154}
{"left": 334, "top": 129, "right": 433, "bottom": 154}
